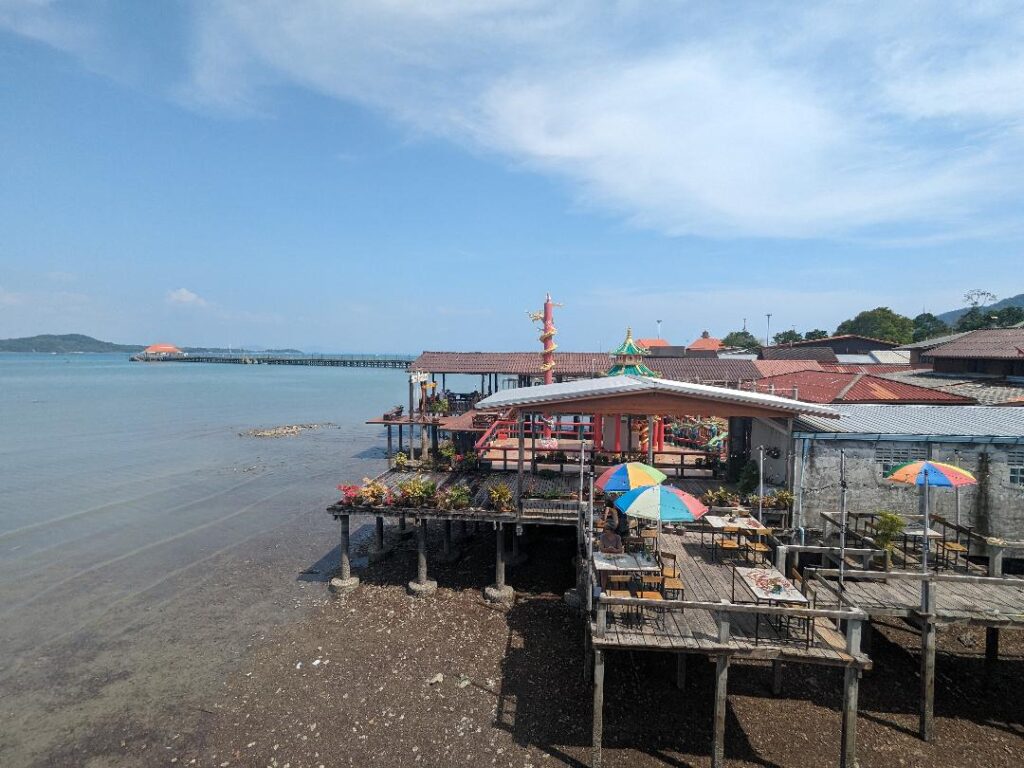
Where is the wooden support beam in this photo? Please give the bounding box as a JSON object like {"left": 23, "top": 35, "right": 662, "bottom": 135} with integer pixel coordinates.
{"left": 416, "top": 519, "right": 428, "bottom": 584}
{"left": 840, "top": 618, "right": 862, "bottom": 768}
{"left": 985, "top": 627, "right": 1000, "bottom": 666}
{"left": 712, "top": 655, "right": 729, "bottom": 768}
{"left": 443, "top": 519, "right": 453, "bottom": 559}
{"left": 386, "top": 424, "right": 393, "bottom": 459}
{"left": 339, "top": 514, "right": 352, "bottom": 580}
{"left": 676, "top": 654, "right": 687, "bottom": 690}
{"left": 920, "top": 618, "right": 936, "bottom": 742}
{"left": 592, "top": 648, "right": 605, "bottom": 768}
{"left": 375, "top": 516, "right": 385, "bottom": 552}
{"left": 495, "top": 524, "right": 506, "bottom": 588}
{"left": 772, "top": 660, "right": 783, "bottom": 696}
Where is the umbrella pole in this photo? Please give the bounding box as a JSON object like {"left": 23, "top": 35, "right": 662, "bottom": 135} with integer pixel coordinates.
{"left": 839, "top": 449, "right": 847, "bottom": 596}
{"left": 922, "top": 473, "right": 930, "bottom": 579}
{"left": 954, "top": 450, "right": 961, "bottom": 528}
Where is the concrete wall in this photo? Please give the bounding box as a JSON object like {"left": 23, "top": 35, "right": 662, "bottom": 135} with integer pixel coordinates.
{"left": 793, "top": 437, "right": 1024, "bottom": 541}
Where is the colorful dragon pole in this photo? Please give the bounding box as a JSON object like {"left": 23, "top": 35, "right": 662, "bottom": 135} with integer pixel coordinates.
{"left": 541, "top": 293, "right": 556, "bottom": 385}
{"left": 528, "top": 293, "right": 560, "bottom": 443}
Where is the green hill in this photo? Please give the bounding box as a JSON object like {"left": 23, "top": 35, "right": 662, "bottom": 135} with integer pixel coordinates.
{"left": 0, "top": 334, "right": 144, "bottom": 353}
{"left": 936, "top": 293, "right": 1024, "bottom": 325}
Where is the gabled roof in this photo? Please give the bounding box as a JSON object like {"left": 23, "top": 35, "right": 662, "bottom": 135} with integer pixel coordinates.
{"left": 475, "top": 374, "right": 838, "bottom": 418}
{"left": 611, "top": 327, "right": 648, "bottom": 356}
{"left": 878, "top": 370, "right": 1024, "bottom": 405}
{"left": 753, "top": 360, "right": 823, "bottom": 377}
{"left": 773, "top": 334, "right": 897, "bottom": 349}
{"left": 760, "top": 346, "right": 840, "bottom": 363}
{"left": 896, "top": 331, "right": 971, "bottom": 351}
{"left": 637, "top": 338, "right": 670, "bottom": 348}
{"left": 754, "top": 370, "right": 973, "bottom": 405}
{"left": 923, "top": 329, "right": 1024, "bottom": 360}
{"left": 794, "top": 404, "right": 1024, "bottom": 438}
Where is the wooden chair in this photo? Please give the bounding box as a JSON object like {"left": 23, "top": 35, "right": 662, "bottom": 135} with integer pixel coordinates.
{"left": 663, "top": 577, "right": 685, "bottom": 600}
{"left": 638, "top": 589, "right": 666, "bottom": 628}
{"left": 640, "top": 528, "right": 660, "bottom": 556}
{"left": 714, "top": 526, "right": 742, "bottom": 562}
{"left": 641, "top": 574, "right": 663, "bottom": 591}
{"left": 605, "top": 588, "right": 635, "bottom": 625}
{"left": 607, "top": 574, "right": 632, "bottom": 590}
{"left": 660, "top": 552, "right": 679, "bottom": 579}
{"left": 938, "top": 538, "right": 969, "bottom": 570}
{"left": 743, "top": 527, "right": 772, "bottom": 564}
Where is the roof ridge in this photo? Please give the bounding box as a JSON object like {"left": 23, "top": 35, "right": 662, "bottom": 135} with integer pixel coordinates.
{"left": 836, "top": 372, "right": 867, "bottom": 400}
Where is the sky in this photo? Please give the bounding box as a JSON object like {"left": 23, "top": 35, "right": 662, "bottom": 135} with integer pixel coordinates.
{"left": 1, "top": 1, "right": 1023, "bottom": 352}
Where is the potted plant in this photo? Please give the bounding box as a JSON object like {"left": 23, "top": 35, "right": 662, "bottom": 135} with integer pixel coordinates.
{"left": 871, "top": 510, "right": 905, "bottom": 553}
{"left": 769, "top": 489, "right": 795, "bottom": 510}
{"left": 393, "top": 451, "right": 409, "bottom": 470}
{"left": 437, "top": 484, "right": 472, "bottom": 510}
{"left": 359, "top": 478, "right": 392, "bottom": 507}
{"left": 398, "top": 477, "right": 437, "bottom": 507}
{"left": 336, "top": 484, "right": 361, "bottom": 506}
{"left": 488, "top": 483, "right": 515, "bottom": 513}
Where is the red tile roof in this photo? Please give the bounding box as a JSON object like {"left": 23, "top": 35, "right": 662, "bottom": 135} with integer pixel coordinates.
{"left": 820, "top": 363, "right": 916, "bottom": 374}
{"left": 753, "top": 370, "right": 973, "bottom": 404}
{"left": 688, "top": 331, "right": 723, "bottom": 351}
{"left": 410, "top": 351, "right": 611, "bottom": 376}
{"left": 637, "top": 338, "right": 670, "bottom": 348}
{"left": 924, "top": 329, "right": 1024, "bottom": 360}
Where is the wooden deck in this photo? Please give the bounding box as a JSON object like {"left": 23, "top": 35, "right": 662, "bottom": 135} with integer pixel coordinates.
{"left": 591, "top": 532, "right": 869, "bottom": 669}
{"left": 810, "top": 570, "right": 1024, "bottom": 628}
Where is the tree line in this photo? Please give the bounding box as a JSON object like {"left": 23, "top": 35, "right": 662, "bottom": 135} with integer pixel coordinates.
{"left": 720, "top": 289, "right": 1023, "bottom": 348}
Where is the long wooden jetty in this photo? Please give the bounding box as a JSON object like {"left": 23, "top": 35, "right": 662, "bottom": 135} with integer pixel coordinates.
{"left": 130, "top": 353, "right": 414, "bottom": 369}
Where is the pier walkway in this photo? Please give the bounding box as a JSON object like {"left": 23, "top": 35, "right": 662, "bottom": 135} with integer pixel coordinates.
{"left": 130, "top": 353, "right": 414, "bottom": 368}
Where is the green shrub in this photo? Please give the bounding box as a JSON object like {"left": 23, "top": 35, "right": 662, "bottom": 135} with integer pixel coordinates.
{"left": 738, "top": 460, "right": 760, "bottom": 495}
{"left": 488, "top": 483, "right": 515, "bottom": 512}
{"left": 397, "top": 477, "right": 436, "bottom": 507}
{"left": 873, "top": 511, "right": 906, "bottom": 552}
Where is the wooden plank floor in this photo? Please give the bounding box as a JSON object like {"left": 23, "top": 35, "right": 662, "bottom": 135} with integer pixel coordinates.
{"left": 815, "top": 574, "right": 1024, "bottom": 627}
{"left": 593, "top": 532, "right": 865, "bottom": 668}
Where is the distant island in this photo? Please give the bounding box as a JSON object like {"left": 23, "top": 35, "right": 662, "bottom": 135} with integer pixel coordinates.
{"left": 0, "top": 334, "right": 303, "bottom": 355}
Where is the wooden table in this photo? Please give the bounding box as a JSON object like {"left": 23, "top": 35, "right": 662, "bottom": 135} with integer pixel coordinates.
{"left": 593, "top": 551, "right": 660, "bottom": 574}
{"left": 701, "top": 514, "right": 768, "bottom": 549}
{"left": 732, "top": 566, "right": 811, "bottom": 646}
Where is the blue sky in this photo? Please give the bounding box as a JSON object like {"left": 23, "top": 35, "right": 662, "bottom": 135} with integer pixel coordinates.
{"left": 1, "top": 1, "right": 1022, "bottom": 352}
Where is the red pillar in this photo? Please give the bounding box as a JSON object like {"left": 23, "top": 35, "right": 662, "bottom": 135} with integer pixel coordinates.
{"left": 594, "top": 415, "right": 603, "bottom": 450}
{"left": 613, "top": 414, "right": 622, "bottom": 453}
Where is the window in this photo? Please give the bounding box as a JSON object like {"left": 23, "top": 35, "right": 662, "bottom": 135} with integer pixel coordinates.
{"left": 875, "top": 443, "right": 927, "bottom": 476}
{"left": 1010, "top": 450, "right": 1024, "bottom": 486}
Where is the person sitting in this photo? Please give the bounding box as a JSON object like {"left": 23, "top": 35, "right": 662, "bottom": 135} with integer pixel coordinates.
{"left": 599, "top": 525, "right": 624, "bottom": 554}
{"left": 607, "top": 503, "right": 630, "bottom": 537}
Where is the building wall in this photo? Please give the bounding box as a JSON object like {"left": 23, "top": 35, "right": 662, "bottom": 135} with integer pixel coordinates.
{"left": 933, "top": 357, "right": 1024, "bottom": 376}
{"left": 793, "top": 437, "right": 1024, "bottom": 540}
{"left": 749, "top": 418, "right": 792, "bottom": 487}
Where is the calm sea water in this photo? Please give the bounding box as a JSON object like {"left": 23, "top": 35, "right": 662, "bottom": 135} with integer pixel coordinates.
{"left": 0, "top": 353, "right": 402, "bottom": 765}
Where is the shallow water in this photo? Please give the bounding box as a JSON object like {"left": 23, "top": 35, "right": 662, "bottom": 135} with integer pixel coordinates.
{"left": 0, "top": 354, "right": 400, "bottom": 766}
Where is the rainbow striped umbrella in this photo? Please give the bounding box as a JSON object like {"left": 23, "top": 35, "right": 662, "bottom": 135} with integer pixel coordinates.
{"left": 886, "top": 460, "right": 976, "bottom": 487}
{"left": 613, "top": 485, "right": 708, "bottom": 523}
{"left": 595, "top": 462, "right": 666, "bottom": 492}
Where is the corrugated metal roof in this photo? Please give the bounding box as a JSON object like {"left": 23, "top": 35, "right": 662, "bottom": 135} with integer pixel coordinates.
{"left": 897, "top": 331, "right": 972, "bottom": 350}
{"left": 878, "top": 370, "right": 1024, "bottom": 405}
{"left": 835, "top": 354, "right": 877, "bottom": 364}
{"left": 771, "top": 334, "right": 896, "bottom": 348}
{"left": 794, "top": 404, "right": 1024, "bottom": 437}
{"left": 753, "top": 360, "right": 823, "bottom": 377}
{"left": 924, "top": 329, "right": 1024, "bottom": 360}
{"left": 475, "top": 374, "right": 838, "bottom": 416}
{"left": 869, "top": 350, "right": 912, "bottom": 364}
{"left": 760, "top": 346, "right": 839, "bottom": 362}
{"left": 753, "top": 370, "right": 973, "bottom": 404}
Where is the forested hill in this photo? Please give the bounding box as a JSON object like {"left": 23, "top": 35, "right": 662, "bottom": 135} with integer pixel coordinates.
{"left": 0, "top": 334, "right": 144, "bottom": 353}
{"left": 936, "top": 293, "right": 1024, "bottom": 325}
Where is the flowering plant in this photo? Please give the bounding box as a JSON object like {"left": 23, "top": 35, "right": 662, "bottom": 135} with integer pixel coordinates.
{"left": 359, "top": 478, "right": 393, "bottom": 507}
{"left": 336, "top": 484, "right": 361, "bottom": 506}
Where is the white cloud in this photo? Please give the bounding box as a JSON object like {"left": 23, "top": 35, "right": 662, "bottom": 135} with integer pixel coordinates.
{"left": 165, "top": 287, "right": 208, "bottom": 307}
{"left": 8, "top": 1, "right": 1024, "bottom": 241}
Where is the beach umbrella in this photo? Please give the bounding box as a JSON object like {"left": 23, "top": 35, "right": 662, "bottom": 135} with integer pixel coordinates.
{"left": 613, "top": 485, "right": 708, "bottom": 523}
{"left": 886, "top": 460, "right": 977, "bottom": 608}
{"left": 595, "top": 462, "right": 666, "bottom": 493}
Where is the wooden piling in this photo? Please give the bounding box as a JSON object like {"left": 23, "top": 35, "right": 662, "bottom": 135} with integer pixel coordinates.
{"left": 592, "top": 648, "right": 605, "bottom": 768}
{"left": 920, "top": 618, "right": 936, "bottom": 741}
{"left": 443, "top": 519, "right": 453, "bottom": 559}
{"left": 495, "top": 524, "right": 507, "bottom": 588}
{"left": 675, "top": 654, "right": 687, "bottom": 690}
{"left": 840, "top": 618, "right": 861, "bottom": 768}
{"left": 339, "top": 514, "right": 352, "bottom": 580}
{"left": 375, "top": 516, "right": 385, "bottom": 552}
{"left": 985, "top": 627, "right": 1000, "bottom": 666}
{"left": 772, "top": 660, "right": 783, "bottom": 696}
{"left": 416, "top": 519, "right": 428, "bottom": 584}
{"left": 712, "top": 603, "right": 731, "bottom": 768}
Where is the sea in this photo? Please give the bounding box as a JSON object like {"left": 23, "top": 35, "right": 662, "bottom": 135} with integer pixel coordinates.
{"left": 0, "top": 353, "right": 403, "bottom": 766}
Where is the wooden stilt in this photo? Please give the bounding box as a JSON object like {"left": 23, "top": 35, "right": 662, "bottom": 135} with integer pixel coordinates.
{"left": 985, "top": 627, "right": 1000, "bottom": 666}
{"left": 375, "top": 516, "right": 385, "bottom": 551}
{"left": 920, "top": 619, "right": 936, "bottom": 741}
{"left": 675, "top": 654, "right": 687, "bottom": 690}
{"left": 416, "top": 519, "right": 428, "bottom": 584}
{"left": 495, "top": 524, "right": 506, "bottom": 588}
{"left": 712, "top": 656, "right": 729, "bottom": 768}
{"left": 339, "top": 515, "right": 352, "bottom": 580}
{"left": 398, "top": 424, "right": 404, "bottom": 453}
{"left": 592, "top": 648, "right": 605, "bottom": 768}
{"left": 840, "top": 618, "right": 861, "bottom": 768}
{"left": 772, "top": 660, "right": 783, "bottom": 696}
{"left": 443, "top": 519, "right": 453, "bottom": 559}
{"left": 386, "top": 424, "right": 393, "bottom": 460}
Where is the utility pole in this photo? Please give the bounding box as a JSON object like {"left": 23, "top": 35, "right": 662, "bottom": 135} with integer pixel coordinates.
{"left": 765, "top": 313, "right": 772, "bottom": 347}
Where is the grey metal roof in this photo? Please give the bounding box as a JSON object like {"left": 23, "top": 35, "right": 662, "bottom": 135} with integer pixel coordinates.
{"left": 794, "top": 404, "right": 1024, "bottom": 438}
{"left": 475, "top": 374, "right": 838, "bottom": 416}
{"left": 896, "top": 331, "right": 971, "bottom": 351}
{"left": 879, "top": 369, "right": 1024, "bottom": 405}
{"left": 868, "top": 350, "right": 912, "bottom": 364}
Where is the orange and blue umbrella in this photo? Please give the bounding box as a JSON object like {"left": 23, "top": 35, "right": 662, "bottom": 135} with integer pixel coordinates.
{"left": 886, "top": 460, "right": 976, "bottom": 488}
{"left": 596, "top": 462, "right": 666, "bottom": 492}
{"left": 614, "top": 485, "right": 708, "bottom": 522}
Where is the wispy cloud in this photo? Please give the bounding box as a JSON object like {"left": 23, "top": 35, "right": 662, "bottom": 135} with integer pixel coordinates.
{"left": 6, "top": 1, "right": 1024, "bottom": 243}
{"left": 165, "top": 287, "right": 208, "bottom": 307}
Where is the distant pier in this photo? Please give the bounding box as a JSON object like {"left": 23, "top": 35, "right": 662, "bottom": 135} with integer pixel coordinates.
{"left": 130, "top": 353, "right": 414, "bottom": 369}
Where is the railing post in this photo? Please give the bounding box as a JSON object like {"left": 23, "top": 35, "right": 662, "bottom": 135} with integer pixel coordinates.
{"left": 595, "top": 598, "right": 607, "bottom": 639}
{"left": 775, "top": 544, "right": 788, "bottom": 574}
{"left": 712, "top": 600, "right": 731, "bottom": 768}
{"left": 988, "top": 541, "right": 1004, "bottom": 577}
